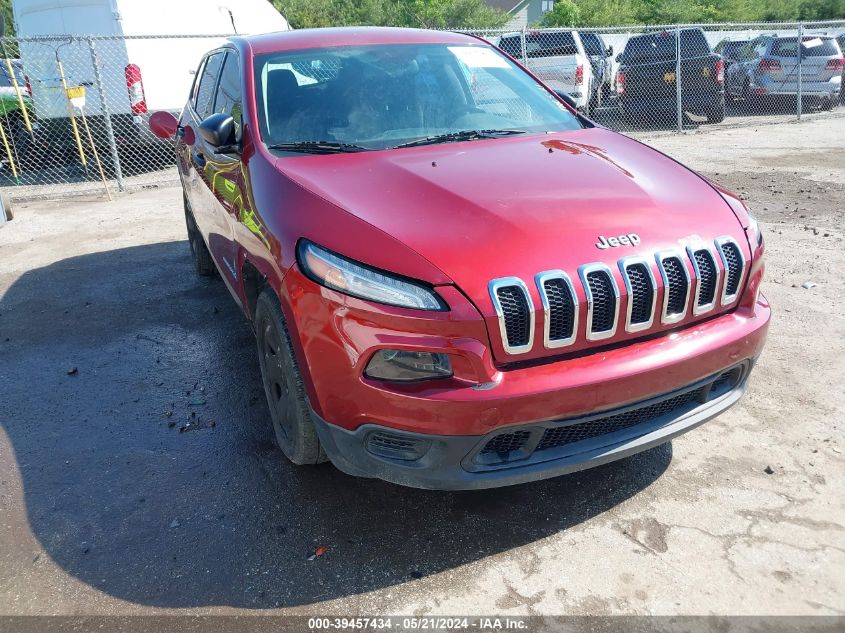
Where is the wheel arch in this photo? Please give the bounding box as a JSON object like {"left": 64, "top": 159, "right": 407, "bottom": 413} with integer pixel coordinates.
{"left": 243, "top": 256, "right": 324, "bottom": 418}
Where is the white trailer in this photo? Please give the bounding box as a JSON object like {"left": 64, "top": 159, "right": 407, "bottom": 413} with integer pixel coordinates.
{"left": 12, "top": 0, "right": 288, "bottom": 145}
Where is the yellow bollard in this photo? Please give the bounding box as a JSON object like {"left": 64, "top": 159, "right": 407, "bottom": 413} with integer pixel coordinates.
{"left": 57, "top": 60, "right": 86, "bottom": 168}
{"left": 0, "top": 114, "right": 19, "bottom": 181}
{"left": 4, "top": 57, "right": 32, "bottom": 135}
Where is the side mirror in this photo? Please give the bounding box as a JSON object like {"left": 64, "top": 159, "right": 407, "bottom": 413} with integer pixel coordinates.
{"left": 553, "top": 90, "right": 577, "bottom": 109}
{"left": 149, "top": 110, "right": 179, "bottom": 139}
{"left": 199, "top": 113, "right": 237, "bottom": 152}
{"left": 606, "top": 45, "right": 613, "bottom": 57}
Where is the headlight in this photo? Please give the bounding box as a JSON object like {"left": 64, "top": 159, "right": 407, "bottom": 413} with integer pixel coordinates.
{"left": 297, "top": 240, "right": 446, "bottom": 311}
{"left": 745, "top": 213, "right": 763, "bottom": 248}
{"left": 365, "top": 350, "right": 453, "bottom": 382}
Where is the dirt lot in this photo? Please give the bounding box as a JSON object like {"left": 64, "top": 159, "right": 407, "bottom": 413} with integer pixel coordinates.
{"left": 0, "top": 118, "right": 843, "bottom": 618}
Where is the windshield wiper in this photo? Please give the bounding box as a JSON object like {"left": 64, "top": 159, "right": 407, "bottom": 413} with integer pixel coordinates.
{"left": 395, "top": 129, "right": 526, "bottom": 149}
{"left": 266, "top": 141, "right": 371, "bottom": 154}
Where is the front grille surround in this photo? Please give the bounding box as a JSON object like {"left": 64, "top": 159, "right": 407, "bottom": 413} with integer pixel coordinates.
{"left": 687, "top": 244, "right": 722, "bottom": 315}
{"left": 578, "top": 263, "right": 620, "bottom": 341}
{"left": 488, "top": 236, "right": 749, "bottom": 356}
{"left": 715, "top": 236, "right": 747, "bottom": 306}
{"left": 488, "top": 277, "right": 535, "bottom": 355}
{"left": 655, "top": 250, "right": 691, "bottom": 325}
{"left": 618, "top": 256, "right": 657, "bottom": 332}
{"left": 535, "top": 270, "right": 579, "bottom": 349}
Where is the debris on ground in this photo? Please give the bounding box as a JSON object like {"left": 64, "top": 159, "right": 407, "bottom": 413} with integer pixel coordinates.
{"left": 169, "top": 519, "right": 180, "bottom": 528}
{"left": 801, "top": 281, "right": 817, "bottom": 289}
{"left": 308, "top": 545, "right": 328, "bottom": 561}
{"left": 66, "top": 367, "right": 78, "bottom": 375}
{"left": 764, "top": 465, "right": 775, "bottom": 475}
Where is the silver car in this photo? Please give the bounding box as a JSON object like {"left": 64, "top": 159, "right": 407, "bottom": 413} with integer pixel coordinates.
{"left": 726, "top": 34, "right": 843, "bottom": 109}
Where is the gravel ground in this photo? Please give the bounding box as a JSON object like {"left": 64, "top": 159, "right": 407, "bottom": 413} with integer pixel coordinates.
{"left": 0, "top": 118, "right": 843, "bottom": 618}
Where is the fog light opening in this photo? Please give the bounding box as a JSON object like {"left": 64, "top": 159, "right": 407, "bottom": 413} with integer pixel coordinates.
{"left": 365, "top": 350, "right": 452, "bottom": 382}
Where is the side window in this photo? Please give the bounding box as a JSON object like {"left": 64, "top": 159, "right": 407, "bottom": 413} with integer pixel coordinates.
{"left": 193, "top": 52, "right": 225, "bottom": 119}
{"left": 213, "top": 52, "right": 242, "bottom": 139}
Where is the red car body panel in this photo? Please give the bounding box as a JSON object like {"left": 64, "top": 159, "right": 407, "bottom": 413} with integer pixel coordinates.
{"left": 166, "top": 27, "right": 770, "bottom": 489}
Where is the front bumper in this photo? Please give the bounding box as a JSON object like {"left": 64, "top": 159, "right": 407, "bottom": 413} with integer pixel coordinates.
{"left": 313, "top": 362, "right": 753, "bottom": 490}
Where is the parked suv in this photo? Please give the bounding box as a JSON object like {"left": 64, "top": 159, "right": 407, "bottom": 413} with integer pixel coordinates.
{"left": 498, "top": 29, "right": 598, "bottom": 114}
{"left": 616, "top": 28, "right": 726, "bottom": 125}
{"left": 151, "top": 27, "right": 769, "bottom": 490}
{"left": 726, "top": 35, "right": 843, "bottom": 110}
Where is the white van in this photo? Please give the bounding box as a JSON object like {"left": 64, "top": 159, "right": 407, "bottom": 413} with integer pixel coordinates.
{"left": 12, "top": 0, "right": 288, "bottom": 146}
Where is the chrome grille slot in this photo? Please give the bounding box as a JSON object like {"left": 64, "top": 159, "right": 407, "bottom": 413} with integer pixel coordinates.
{"left": 536, "top": 271, "right": 578, "bottom": 348}
{"left": 688, "top": 246, "right": 720, "bottom": 315}
{"left": 579, "top": 264, "right": 619, "bottom": 341}
{"left": 715, "top": 237, "right": 747, "bottom": 305}
{"left": 619, "top": 257, "right": 656, "bottom": 332}
{"left": 489, "top": 278, "right": 535, "bottom": 355}
{"left": 656, "top": 251, "right": 690, "bottom": 324}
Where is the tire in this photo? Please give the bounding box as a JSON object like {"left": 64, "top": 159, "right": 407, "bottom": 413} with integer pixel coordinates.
{"left": 254, "top": 290, "right": 326, "bottom": 466}
{"left": 183, "top": 195, "right": 216, "bottom": 277}
{"left": 707, "top": 102, "right": 726, "bottom": 124}
{"left": 1, "top": 192, "right": 12, "bottom": 221}
{"left": 819, "top": 97, "right": 834, "bottom": 112}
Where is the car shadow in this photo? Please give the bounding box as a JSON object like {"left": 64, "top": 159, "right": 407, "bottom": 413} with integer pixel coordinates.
{"left": 0, "top": 241, "right": 672, "bottom": 608}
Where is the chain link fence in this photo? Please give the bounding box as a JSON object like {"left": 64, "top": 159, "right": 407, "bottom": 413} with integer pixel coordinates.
{"left": 465, "top": 20, "right": 845, "bottom": 134}
{"left": 1, "top": 21, "right": 843, "bottom": 201}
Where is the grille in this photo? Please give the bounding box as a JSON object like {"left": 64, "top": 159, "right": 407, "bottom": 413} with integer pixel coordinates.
{"left": 693, "top": 250, "right": 718, "bottom": 307}
{"left": 535, "top": 389, "right": 700, "bottom": 451}
{"left": 586, "top": 270, "right": 616, "bottom": 334}
{"left": 475, "top": 368, "right": 741, "bottom": 461}
{"left": 626, "top": 263, "right": 654, "bottom": 325}
{"left": 720, "top": 242, "right": 743, "bottom": 297}
{"left": 543, "top": 278, "right": 575, "bottom": 342}
{"left": 366, "top": 432, "right": 430, "bottom": 461}
{"left": 662, "top": 257, "right": 689, "bottom": 316}
{"left": 496, "top": 286, "right": 531, "bottom": 348}
{"left": 481, "top": 430, "right": 532, "bottom": 454}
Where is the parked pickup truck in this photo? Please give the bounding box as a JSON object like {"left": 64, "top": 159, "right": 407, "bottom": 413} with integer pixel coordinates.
{"left": 616, "top": 28, "right": 726, "bottom": 125}
{"left": 498, "top": 30, "right": 598, "bottom": 114}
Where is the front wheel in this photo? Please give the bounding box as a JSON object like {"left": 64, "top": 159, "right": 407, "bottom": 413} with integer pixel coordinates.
{"left": 255, "top": 290, "right": 326, "bottom": 466}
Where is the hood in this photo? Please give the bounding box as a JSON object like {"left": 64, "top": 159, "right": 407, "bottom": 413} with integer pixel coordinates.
{"left": 275, "top": 127, "right": 748, "bottom": 361}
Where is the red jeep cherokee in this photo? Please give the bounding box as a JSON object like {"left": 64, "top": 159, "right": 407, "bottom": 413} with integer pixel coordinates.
{"left": 150, "top": 27, "right": 769, "bottom": 490}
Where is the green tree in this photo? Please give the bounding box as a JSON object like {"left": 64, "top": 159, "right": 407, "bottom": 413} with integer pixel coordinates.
{"left": 273, "top": 0, "right": 508, "bottom": 30}
{"left": 540, "top": 0, "right": 580, "bottom": 26}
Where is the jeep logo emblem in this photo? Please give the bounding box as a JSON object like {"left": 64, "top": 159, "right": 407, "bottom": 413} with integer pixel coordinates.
{"left": 595, "top": 233, "right": 640, "bottom": 249}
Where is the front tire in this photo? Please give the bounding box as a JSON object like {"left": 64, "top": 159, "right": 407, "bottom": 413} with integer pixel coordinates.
{"left": 255, "top": 290, "right": 326, "bottom": 466}
{"left": 707, "top": 101, "right": 726, "bottom": 124}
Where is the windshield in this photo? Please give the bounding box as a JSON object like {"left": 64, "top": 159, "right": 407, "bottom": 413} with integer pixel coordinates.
{"left": 254, "top": 42, "right": 583, "bottom": 151}
{"left": 580, "top": 33, "right": 604, "bottom": 56}
{"left": 622, "top": 29, "right": 711, "bottom": 62}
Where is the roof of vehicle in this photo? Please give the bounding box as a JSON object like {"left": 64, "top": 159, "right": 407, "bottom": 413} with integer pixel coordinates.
{"left": 237, "top": 26, "right": 482, "bottom": 55}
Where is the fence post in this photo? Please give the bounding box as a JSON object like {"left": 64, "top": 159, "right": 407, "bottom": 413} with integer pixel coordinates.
{"left": 520, "top": 26, "right": 528, "bottom": 67}
{"left": 796, "top": 22, "right": 803, "bottom": 121}
{"left": 675, "top": 25, "right": 683, "bottom": 133}
{"left": 87, "top": 37, "right": 124, "bottom": 192}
